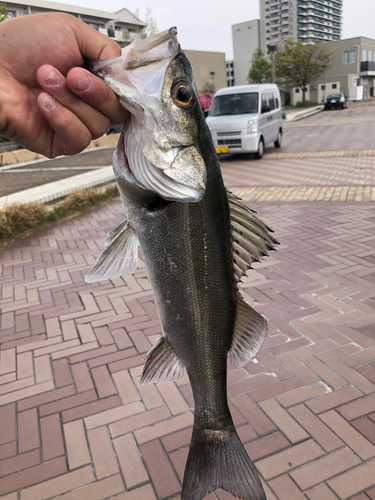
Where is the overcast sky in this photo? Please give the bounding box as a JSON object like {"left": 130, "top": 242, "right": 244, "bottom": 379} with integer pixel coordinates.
{"left": 62, "top": 0, "right": 374, "bottom": 59}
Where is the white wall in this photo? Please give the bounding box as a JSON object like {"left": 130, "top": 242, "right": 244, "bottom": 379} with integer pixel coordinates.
{"left": 232, "top": 19, "right": 260, "bottom": 86}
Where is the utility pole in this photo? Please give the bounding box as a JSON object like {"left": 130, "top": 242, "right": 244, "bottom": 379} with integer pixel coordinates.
{"left": 267, "top": 45, "right": 277, "bottom": 83}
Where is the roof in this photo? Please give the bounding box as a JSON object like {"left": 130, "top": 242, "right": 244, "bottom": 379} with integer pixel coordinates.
{"left": 6, "top": 0, "right": 146, "bottom": 25}
{"left": 214, "top": 84, "right": 279, "bottom": 95}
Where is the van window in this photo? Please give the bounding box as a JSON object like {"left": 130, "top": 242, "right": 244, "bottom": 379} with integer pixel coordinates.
{"left": 262, "top": 92, "right": 276, "bottom": 112}
{"left": 210, "top": 93, "right": 258, "bottom": 116}
{"left": 267, "top": 92, "right": 275, "bottom": 110}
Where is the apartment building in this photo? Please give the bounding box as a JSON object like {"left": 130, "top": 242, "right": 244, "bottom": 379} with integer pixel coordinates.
{"left": 4, "top": 0, "right": 145, "bottom": 45}
{"left": 259, "top": 0, "right": 342, "bottom": 52}
{"left": 226, "top": 61, "right": 235, "bottom": 87}
{"left": 291, "top": 36, "right": 375, "bottom": 104}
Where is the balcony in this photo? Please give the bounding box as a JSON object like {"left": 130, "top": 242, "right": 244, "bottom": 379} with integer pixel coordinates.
{"left": 360, "top": 61, "right": 375, "bottom": 76}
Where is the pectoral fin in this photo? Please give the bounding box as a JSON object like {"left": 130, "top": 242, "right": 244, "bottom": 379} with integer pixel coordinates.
{"left": 140, "top": 336, "right": 186, "bottom": 384}
{"left": 229, "top": 294, "right": 267, "bottom": 369}
{"left": 105, "top": 218, "right": 129, "bottom": 247}
{"left": 85, "top": 222, "right": 139, "bottom": 283}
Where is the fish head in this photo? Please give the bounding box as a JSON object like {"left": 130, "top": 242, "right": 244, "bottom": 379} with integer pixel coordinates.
{"left": 90, "top": 28, "right": 207, "bottom": 202}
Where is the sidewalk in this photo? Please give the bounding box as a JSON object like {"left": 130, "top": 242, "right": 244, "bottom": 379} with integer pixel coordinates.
{"left": 0, "top": 198, "right": 374, "bottom": 500}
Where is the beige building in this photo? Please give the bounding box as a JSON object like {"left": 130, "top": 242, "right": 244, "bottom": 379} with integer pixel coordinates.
{"left": 184, "top": 50, "right": 227, "bottom": 94}
{"left": 291, "top": 36, "right": 375, "bottom": 105}
{"left": 5, "top": 0, "right": 145, "bottom": 45}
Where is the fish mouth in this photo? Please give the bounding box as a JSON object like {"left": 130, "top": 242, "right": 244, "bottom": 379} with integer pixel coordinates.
{"left": 89, "top": 27, "right": 180, "bottom": 78}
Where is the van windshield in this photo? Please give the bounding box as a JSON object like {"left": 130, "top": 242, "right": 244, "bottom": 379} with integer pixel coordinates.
{"left": 210, "top": 93, "right": 258, "bottom": 116}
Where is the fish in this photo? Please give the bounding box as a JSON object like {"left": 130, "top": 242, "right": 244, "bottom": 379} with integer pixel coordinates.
{"left": 85, "top": 28, "right": 278, "bottom": 500}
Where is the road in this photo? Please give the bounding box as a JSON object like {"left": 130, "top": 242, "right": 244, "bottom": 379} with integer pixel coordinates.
{"left": 0, "top": 101, "right": 374, "bottom": 198}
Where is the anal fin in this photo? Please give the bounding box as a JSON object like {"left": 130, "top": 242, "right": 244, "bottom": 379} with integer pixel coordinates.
{"left": 140, "top": 336, "right": 186, "bottom": 385}
{"left": 229, "top": 294, "right": 267, "bottom": 369}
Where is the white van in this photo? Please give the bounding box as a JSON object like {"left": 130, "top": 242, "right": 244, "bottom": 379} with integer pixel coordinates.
{"left": 206, "top": 84, "right": 283, "bottom": 159}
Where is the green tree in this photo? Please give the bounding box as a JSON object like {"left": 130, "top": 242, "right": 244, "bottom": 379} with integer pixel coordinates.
{"left": 275, "top": 38, "right": 334, "bottom": 102}
{"left": 247, "top": 48, "right": 272, "bottom": 84}
{"left": 0, "top": 2, "right": 9, "bottom": 22}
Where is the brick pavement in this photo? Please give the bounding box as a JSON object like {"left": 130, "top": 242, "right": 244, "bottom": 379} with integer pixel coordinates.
{"left": 1, "top": 195, "right": 375, "bottom": 500}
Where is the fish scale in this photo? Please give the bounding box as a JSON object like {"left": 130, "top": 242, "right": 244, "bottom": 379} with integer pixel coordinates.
{"left": 85, "top": 27, "right": 278, "bottom": 500}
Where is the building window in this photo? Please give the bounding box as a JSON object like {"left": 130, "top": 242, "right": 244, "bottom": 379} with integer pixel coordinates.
{"left": 343, "top": 50, "right": 356, "bottom": 64}
{"left": 332, "top": 83, "right": 337, "bottom": 89}
{"left": 295, "top": 88, "right": 300, "bottom": 93}
{"left": 362, "top": 49, "right": 367, "bottom": 61}
{"left": 321, "top": 85, "right": 326, "bottom": 90}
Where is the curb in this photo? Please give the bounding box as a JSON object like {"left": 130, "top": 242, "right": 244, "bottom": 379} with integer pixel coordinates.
{"left": 0, "top": 166, "right": 115, "bottom": 208}
{"left": 285, "top": 105, "right": 324, "bottom": 122}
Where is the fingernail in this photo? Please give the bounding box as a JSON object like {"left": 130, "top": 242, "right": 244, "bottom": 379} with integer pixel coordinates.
{"left": 42, "top": 94, "right": 56, "bottom": 110}
{"left": 76, "top": 72, "right": 92, "bottom": 92}
{"left": 46, "top": 68, "right": 61, "bottom": 86}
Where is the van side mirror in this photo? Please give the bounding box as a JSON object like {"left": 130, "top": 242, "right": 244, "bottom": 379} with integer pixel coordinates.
{"left": 262, "top": 105, "right": 272, "bottom": 113}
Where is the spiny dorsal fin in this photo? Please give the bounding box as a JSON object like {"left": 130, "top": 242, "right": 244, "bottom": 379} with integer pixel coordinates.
{"left": 227, "top": 189, "right": 279, "bottom": 282}
{"left": 140, "top": 336, "right": 186, "bottom": 385}
{"left": 229, "top": 294, "right": 267, "bottom": 369}
{"left": 85, "top": 222, "right": 139, "bottom": 283}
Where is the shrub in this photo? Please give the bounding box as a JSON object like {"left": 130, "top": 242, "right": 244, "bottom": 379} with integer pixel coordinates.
{"left": 0, "top": 184, "right": 119, "bottom": 245}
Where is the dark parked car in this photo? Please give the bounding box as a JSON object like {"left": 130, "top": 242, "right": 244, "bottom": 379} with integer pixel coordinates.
{"left": 324, "top": 93, "right": 347, "bottom": 110}
{"left": 107, "top": 123, "right": 122, "bottom": 134}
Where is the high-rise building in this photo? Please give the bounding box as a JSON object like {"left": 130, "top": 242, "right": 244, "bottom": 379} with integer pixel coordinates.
{"left": 259, "top": 0, "right": 342, "bottom": 53}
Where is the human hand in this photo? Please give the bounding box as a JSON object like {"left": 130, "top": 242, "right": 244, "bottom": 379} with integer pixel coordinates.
{"left": 0, "top": 13, "right": 129, "bottom": 157}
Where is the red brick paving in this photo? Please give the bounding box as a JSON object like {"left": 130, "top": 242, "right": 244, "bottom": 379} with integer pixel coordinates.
{"left": 2, "top": 124, "right": 375, "bottom": 500}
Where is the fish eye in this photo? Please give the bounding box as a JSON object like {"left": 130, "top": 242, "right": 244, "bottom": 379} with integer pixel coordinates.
{"left": 172, "top": 83, "right": 194, "bottom": 110}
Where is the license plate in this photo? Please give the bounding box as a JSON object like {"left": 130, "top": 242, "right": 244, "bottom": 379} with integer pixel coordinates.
{"left": 216, "top": 146, "right": 229, "bottom": 154}
{"left": 331, "top": 99, "right": 336, "bottom": 103}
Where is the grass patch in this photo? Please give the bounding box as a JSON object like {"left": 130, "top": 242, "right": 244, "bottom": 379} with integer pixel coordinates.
{"left": 0, "top": 184, "right": 119, "bottom": 247}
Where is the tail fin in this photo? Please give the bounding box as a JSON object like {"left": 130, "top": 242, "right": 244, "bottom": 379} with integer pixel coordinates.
{"left": 181, "top": 425, "right": 265, "bottom": 500}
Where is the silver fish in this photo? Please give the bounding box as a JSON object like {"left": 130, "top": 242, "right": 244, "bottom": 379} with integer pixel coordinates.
{"left": 86, "top": 28, "right": 278, "bottom": 500}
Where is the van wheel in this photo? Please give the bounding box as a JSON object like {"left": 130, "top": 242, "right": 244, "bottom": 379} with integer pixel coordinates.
{"left": 255, "top": 138, "right": 264, "bottom": 159}
{"left": 274, "top": 130, "right": 282, "bottom": 148}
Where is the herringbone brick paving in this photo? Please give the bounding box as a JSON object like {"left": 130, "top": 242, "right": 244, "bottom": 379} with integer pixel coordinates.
{"left": 1, "top": 197, "right": 375, "bottom": 500}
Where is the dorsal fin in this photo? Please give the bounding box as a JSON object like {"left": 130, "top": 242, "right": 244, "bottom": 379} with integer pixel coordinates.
{"left": 229, "top": 294, "right": 267, "bottom": 368}
{"left": 227, "top": 190, "right": 279, "bottom": 283}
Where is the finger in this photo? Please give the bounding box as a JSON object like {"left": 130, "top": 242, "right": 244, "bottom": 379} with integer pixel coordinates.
{"left": 37, "top": 65, "right": 110, "bottom": 139}
{"left": 37, "top": 91, "right": 92, "bottom": 157}
{"left": 66, "top": 67, "right": 129, "bottom": 125}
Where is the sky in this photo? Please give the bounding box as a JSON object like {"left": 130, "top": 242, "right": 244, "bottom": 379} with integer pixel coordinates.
{"left": 60, "top": 0, "right": 374, "bottom": 59}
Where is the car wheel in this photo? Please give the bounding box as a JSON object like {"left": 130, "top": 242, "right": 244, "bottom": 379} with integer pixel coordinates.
{"left": 324, "top": 105, "right": 328, "bottom": 110}
{"left": 274, "top": 130, "right": 282, "bottom": 148}
{"left": 255, "top": 138, "right": 264, "bottom": 159}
